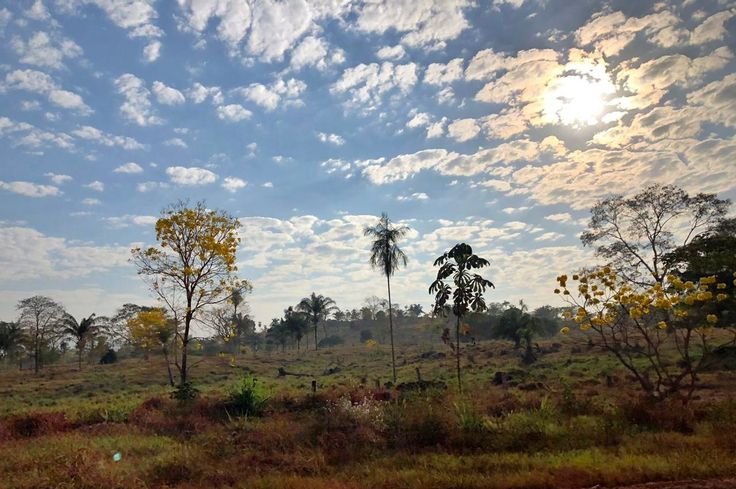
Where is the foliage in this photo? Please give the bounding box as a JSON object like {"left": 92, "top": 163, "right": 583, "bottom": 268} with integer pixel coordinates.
{"left": 227, "top": 376, "right": 269, "bottom": 416}
{"left": 555, "top": 267, "right": 736, "bottom": 401}
{"left": 581, "top": 184, "right": 730, "bottom": 286}
{"left": 128, "top": 308, "right": 176, "bottom": 385}
{"left": 0, "top": 321, "right": 23, "bottom": 362}
{"left": 317, "top": 335, "right": 344, "bottom": 348}
{"left": 170, "top": 381, "right": 200, "bottom": 402}
{"left": 297, "top": 292, "right": 337, "bottom": 350}
{"left": 99, "top": 348, "right": 118, "bottom": 364}
{"left": 131, "top": 200, "right": 247, "bottom": 386}
{"left": 364, "top": 213, "right": 410, "bottom": 383}
{"left": 430, "top": 243, "right": 495, "bottom": 391}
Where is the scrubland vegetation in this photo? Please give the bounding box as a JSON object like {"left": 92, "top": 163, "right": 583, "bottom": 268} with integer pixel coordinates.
{"left": 1, "top": 184, "right": 736, "bottom": 489}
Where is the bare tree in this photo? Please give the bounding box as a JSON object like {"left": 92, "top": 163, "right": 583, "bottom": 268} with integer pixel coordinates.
{"left": 17, "top": 296, "right": 65, "bottom": 374}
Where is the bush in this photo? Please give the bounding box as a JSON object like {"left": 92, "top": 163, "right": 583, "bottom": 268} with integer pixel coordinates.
{"left": 99, "top": 349, "right": 118, "bottom": 364}
{"left": 317, "top": 335, "right": 344, "bottom": 348}
{"left": 359, "top": 329, "right": 373, "bottom": 342}
{"left": 171, "top": 382, "right": 200, "bottom": 402}
{"left": 227, "top": 376, "right": 269, "bottom": 417}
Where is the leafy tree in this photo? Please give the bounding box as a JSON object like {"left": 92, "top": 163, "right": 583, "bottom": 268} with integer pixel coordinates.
{"left": 17, "top": 296, "right": 65, "bottom": 374}
{"left": 430, "top": 243, "right": 494, "bottom": 391}
{"left": 664, "top": 218, "right": 736, "bottom": 317}
{"left": 128, "top": 309, "right": 176, "bottom": 386}
{"left": 364, "top": 213, "right": 410, "bottom": 383}
{"left": 266, "top": 318, "right": 289, "bottom": 352}
{"left": 0, "top": 321, "right": 23, "bottom": 365}
{"left": 131, "top": 201, "right": 247, "bottom": 387}
{"left": 405, "top": 304, "right": 425, "bottom": 318}
{"left": 60, "top": 314, "right": 97, "bottom": 370}
{"left": 581, "top": 184, "right": 729, "bottom": 286}
{"left": 283, "top": 306, "right": 309, "bottom": 351}
{"left": 297, "top": 292, "right": 337, "bottom": 350}
{"left": 107, "top": 303, "right": 155, "bottom": 348}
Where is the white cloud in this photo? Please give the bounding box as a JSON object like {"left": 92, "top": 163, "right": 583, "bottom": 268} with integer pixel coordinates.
{"left": 187, "top": 82, "right": 223, "bottom": 104}
{"left": 222, "top": 176, "right": 247, "bottom": 192}
{"left": 26, "top": 0, "right": 51, "bottom": 20}
{"left": 2, "top": 69, "right": 92, "bottom": 114}
{"left": 545, "top": 213, "right": 573, "bottom": 223}
{"left": 216, "top": 104, "right": 252, "bottom": 122}
{"left": 165, "top": 166, "right": 218, "bottom": 185}
{"left": 397, "top": 192, "right": 429, "bottom": 201}
{"left": 57, "top": 0, "right": 161, "bottom": 39}
{"left": 152, "top": 81, "right": 185, "bottom": 105}
{"left": 114, "top": 74, "right": 163, "bottom": 126}
{"left": 447, "top": 118, "right": 480, "bottom": 142}
{"left": 114, "top": 162, "right": 144, "bottom": 174}
{"left": 11, "top": 31, "right": 83, "bottom": 70}
{"left": 689, "top": 8, "right": 736, "bottom": 45}
{"left": 44, "top": 173, "right": 72, "bottom": 185}
{"left": 355, "top": 0, "right": 472, "bottom": 50}
{"left": 103, "top": 214, "right": 157, "bottom": 228}
{"left": 262, "top": 181, "right": 273, "bottom": 188}
{"left": 331, "top": 62, "right": 418, "bottom": 112}
{"left": 164, "top": 137, "right": 188, "bottom": 148}
{"left": 321, "top": 158, "right": 351, "bottom": 174}
{"left": 137, "top": 181, "right": 166, "bottom": 192}
{"left": 0, "top": 180, "right": 61, "bottom": 197}
{"left": 317, "top": 132, "right": 345, "bottom": 146}
{"left": 71, "top": 125, "right": 144, "bottom": 150}
{"left": 424, "top": 58, "right": 464, "bottom": 85}
{"left": 143, "top": 40, "right": 161, "bottom": 62}
{"left": 290, "top": 35, "right": 344, "bottom": 71}
{"left": 376, "top": 45, "right": 406, "bottom": 60}
{"left": 237, "top": 78, "right": 306, "bottom": 111}
{"left": 84, "top": 180, "right": 104, "bottom": 192}
{"left": 81, "top": 197, "right": 101, "bottom": 206}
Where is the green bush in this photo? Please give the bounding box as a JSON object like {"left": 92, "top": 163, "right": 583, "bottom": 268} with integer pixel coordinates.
{"left": 227, "top": 376, "right": 269, "bottom": 417}
{"left": 317, "top": 335, "right": 345, "bottom": 348}
{"left": 171, "top": 382, "right": 200, "bottom": 402}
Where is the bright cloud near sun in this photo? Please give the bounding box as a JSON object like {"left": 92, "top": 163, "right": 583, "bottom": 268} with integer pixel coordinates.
{"left": 0, "top": 1, "right": 734, "bottom": 324}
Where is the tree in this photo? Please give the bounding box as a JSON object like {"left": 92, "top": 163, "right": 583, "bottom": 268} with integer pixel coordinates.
{"left": 60, "top": 314, "right": 97, "bottom": 370}
{"left": 406, "top": 304, "right": 425, "bottom": 318}
{"left": 128, "top": 309, "right": 176, "bottom": 386}
{"left": 430, "top": 243, "right": 494, "bottom": 391}
{"left": 364, "top": 213, "right": 410, "bottom": 383}
{"left": 283, "top": 307, "right": 309, "bottom": 351}
{"left": 17, "top": 296, "right": 65, "bottom": 374}
{"left": 0, "top": 321, "right": 23, "bottom": 365}
{"left": 581, "top": 184, "right": 729, "bottom": 287}
{"left": 106, "top": 304, "right": 155, "bottom": 348}
{"left": 131, "top": 201, "right": 247, "bottom": 388}
{"left": 297, "top": 292, "right": 337, "bottom": 350}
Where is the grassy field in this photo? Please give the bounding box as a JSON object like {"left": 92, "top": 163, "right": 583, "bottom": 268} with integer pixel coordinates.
{"left": 1, "top": 340, "right": 736, "bottom": 489}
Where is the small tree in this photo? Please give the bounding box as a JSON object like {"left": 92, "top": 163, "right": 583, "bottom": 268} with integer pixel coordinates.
{"left": 17, "top": 296, "right": 65, "bottom": 374}
{"left": 297, "top": 292, "right": 337, "bottom": 350}
{"left": 283, "top": 307, "right": 309, "bottom": 352}
{"left": 131, "top": 201, "right": 247, "bottom": 388}
{"left": 128, "top": 309, "right": 176, "bottom": 386}
{"left": 60, "top": 314, "right": 97, "bottom": 370}
{"left": 429, "top": 243, "right": 494, "bottom": 391}
{"left": 555, "top": 268, "right": 735, "bottom": 401}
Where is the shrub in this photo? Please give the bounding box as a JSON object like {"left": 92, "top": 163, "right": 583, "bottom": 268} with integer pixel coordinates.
{"left": 99, "top": 349, "right": 118, "bottom": 364}
{"left": 317, "top": 335, "right": 344, "bottom": 348}
{"left": 227, "top": 376, "right": 269, "bottom": 417}
{"left": 359, "top": 329, "right": 373, "bottom": 342}
{"left": 385, "top": 394, "right": 452, "bottom": 448}
{"left": 171, "top": 382, "right": 200, "bottom": 402}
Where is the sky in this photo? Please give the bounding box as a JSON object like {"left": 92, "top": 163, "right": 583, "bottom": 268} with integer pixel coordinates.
{"left": 0, "top": 0, "right": 735, "bottom": 327}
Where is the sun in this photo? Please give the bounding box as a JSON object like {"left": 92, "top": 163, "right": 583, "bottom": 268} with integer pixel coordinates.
{"left": 543, "top": 62, "right": 615, "bottom": 127}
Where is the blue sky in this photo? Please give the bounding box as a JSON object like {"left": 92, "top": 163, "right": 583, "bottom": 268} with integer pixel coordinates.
{"left": 1, "top": 0, "right": 735, "bottom": 326}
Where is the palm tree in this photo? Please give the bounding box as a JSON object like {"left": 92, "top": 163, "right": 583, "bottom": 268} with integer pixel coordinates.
{"left": 61, "top": 314, "right": 97, "bottom": 370}
{"left": 297, "top": 292, "right": 337, "bottom": 350}
{"left": 429, "top": 243, "right": 494, "bottom": 392}
{"left": 0, "top": 321, "right": 23, "bottom": 366}
{"left": 364, "top": 212, "right": 409, "bottom": 384}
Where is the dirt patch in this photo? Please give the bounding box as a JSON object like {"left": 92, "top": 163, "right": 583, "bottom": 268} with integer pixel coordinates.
{"left": 602, "top": 478, "right": 736, "bottom": 489}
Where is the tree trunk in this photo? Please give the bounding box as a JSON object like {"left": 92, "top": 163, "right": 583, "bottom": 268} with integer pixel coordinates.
{"left": 180, "top": 310, "right": 192, "bottom": 385}
{"left": 163, "top": 347, "right": 175, "bottom": 387}
{"left": 456, "top": 314, "right": 462, "bottom": 393}
{"left": 314, "top": 321, "right": 319, "bottom": 350}
{"left": 78, "top": 348, "right": 82, "bottom": 371}
{"left": 387, "top": 275, "right": 397, "bottom": 384}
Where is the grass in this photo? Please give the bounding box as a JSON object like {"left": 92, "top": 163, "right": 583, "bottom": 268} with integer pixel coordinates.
{"left": 2, "top": 339, "right": 736, "bottom": 488}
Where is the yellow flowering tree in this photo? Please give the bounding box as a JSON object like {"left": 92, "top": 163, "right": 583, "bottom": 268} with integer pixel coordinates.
{"left": 127, "top": 308, "right": 176, "bottom": 385}
{"left": 131, "top": 201, "right": 247, "bottom": 388}
{"left": 555, "top": 268, "right": 735, "bottom": 401}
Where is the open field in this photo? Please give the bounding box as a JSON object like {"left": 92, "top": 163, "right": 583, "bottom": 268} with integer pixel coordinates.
{"left": 2, "top": 340, "right": 736, "bottom": 489}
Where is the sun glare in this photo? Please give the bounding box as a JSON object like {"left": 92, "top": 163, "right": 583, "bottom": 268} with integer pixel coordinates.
{"left": 543, "top": 63, "right": 615, "bottom": 127}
